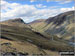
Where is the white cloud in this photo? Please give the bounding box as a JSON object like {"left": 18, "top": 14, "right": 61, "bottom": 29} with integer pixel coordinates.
{"left": 1, "top": 0, "right": 74, "bottom": 23}
{"left": 55, "top": 0, "right": 73, "bottom": 4}
{"left": 46, "top": 0, "right": 72, "bottom": 4}
{"left": 60, "top": 7, "right": 74, "bottom": 12}
{"left": 30, "top": 0, "right": 35, "bottom": 2}
{"left": 36, "top": 4, "right": 47, "bottom": 8}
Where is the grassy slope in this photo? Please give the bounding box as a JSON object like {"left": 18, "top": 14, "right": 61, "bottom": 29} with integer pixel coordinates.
{"left": 1, "top": 39, "right": 60, "bottom": 55}
{"left": 1, "top": 23, "right": 73, "bottom": 52}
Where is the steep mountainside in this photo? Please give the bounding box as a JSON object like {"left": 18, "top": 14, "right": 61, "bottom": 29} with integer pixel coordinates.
{"left": 0, "top": 18, "right": 74, "bottom": 55}
{"left": 30, "top": 11, "right": 75, "bottom": 42}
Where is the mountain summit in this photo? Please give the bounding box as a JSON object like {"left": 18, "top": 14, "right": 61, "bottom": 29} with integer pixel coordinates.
{"left": 0, "top": 18, "right": 30, "bottom": 28}
{"left": 4, "top": 18, "right": 25, "bottom": 24}
{"left": 45, "top": 11, "right": 74, "bottom": 25}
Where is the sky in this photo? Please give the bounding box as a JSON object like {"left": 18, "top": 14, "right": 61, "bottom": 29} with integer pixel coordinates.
{"left": 1, "top": 0, "right": 74, "bottom": 23}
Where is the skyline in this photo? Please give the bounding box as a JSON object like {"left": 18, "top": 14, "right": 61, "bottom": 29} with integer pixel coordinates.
{"left": 1, "top": 0, "right": 74, "bottom": 23}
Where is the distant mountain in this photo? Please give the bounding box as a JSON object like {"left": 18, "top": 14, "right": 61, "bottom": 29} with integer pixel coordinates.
{"left": 29, "top": 11, "right": 75, "bottom": 42}
{"left": 29, "top": 19, "right": 46, "bottom": 24}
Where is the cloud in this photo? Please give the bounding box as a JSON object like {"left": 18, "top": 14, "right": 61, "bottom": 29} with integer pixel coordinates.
{"left": 30, "top": 0, "right": 35, "bottom": 2}
{"left": 1, "top": 0, "right": 74, "bottom": 23}
{"left": 47, "top": 0, "right": 72, "bottom": 4}
{"left": 36, "top": 4, "right": 47, "bottom": 8}
{"left": 55, "top": 0, "right": 73, "bottom": 4}
{"left": 60, "top": 7, "right": 74, "bottom": 12}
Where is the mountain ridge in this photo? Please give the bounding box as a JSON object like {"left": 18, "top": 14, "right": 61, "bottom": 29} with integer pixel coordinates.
{"left": 29, "top": 11, "right": 75, "bottom": 42}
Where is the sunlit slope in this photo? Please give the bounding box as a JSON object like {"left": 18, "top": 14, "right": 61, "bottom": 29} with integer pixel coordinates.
{"left": 1, "top": 39, "right": 60, "bottom": 55}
